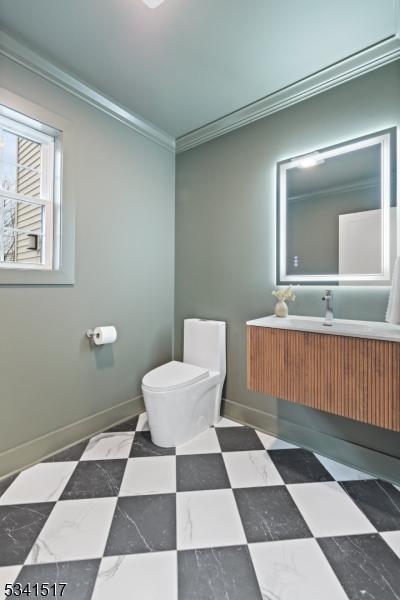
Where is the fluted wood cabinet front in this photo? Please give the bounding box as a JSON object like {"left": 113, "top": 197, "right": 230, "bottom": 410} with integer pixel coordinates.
{"left": 247, "top": 325, "right": 400, "bottom": 431}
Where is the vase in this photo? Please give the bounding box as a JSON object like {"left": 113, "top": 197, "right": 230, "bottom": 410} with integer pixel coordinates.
{"left": 274, "top": 300, "right": 288, "bottom": 318}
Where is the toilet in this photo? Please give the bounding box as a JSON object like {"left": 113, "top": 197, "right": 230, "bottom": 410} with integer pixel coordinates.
{"left": 142, "top": 319, "right": 226, "bottom": 447}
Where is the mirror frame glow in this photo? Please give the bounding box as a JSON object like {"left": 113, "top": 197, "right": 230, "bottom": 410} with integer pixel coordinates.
{"left": 276, "top": 128, "right": 397, "bottom": 285}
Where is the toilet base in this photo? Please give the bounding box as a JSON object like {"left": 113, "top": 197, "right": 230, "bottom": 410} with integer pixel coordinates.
{"left": 143, "top": 375, "right": 221, "bottom": 447}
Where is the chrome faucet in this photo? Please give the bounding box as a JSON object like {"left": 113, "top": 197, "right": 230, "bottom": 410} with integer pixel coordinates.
{"left": 322, "top": 290, "right": 334, "bottom": 326}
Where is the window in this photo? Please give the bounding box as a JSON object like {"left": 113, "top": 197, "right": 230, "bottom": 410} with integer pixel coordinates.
{"left": 0, "top": 107, "right": 61, "bottom": 270}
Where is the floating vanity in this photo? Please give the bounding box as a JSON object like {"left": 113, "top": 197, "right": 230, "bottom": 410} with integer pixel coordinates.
{"left": 247, "top": 315, "right": 400, "bottom": 431}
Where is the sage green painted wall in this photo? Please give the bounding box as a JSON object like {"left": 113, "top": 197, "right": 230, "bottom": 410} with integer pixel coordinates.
{"left": 0, "top": 56, "right": 175, "bottom": 454}
{"left": 175, "top": 61, "right": 400, "bottom": 459}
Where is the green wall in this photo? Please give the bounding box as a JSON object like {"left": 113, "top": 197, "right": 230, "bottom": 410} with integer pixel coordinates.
{"left": 1, "top": 55, "right": 399, "bottom": 479}
{"left": 287, "top": 186, "right": 379, "bottom": 275}
{"left": 175, "top": 61, "right": 400, "bottom": 466}
{"left": 0, "top": 56, "right": 175, "bottom": 458}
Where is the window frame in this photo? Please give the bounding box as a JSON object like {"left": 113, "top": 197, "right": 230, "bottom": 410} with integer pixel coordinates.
{"left": 0, "top": 86, "right": 73, "bottom": 286}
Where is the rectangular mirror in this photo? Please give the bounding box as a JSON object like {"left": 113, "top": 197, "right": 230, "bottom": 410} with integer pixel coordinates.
{"left": 277, "top": 128, "right": 397, "bottom": 285}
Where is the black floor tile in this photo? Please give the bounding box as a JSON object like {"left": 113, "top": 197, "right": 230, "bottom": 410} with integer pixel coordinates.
{"left": 215, "top": 427, "right": 264, "bottom": 452}
{"left": 318, "top": 534, "right": 400, "bottom": 600}
{"left": 341, "top": 479, "right": 400, "bottom": 531}
{"left": 130, "top": 431, "right": 175, "bottom": 457}
{"left": 106, "top": 416, "right": 139, "bottom": 432}
{"left": 234, "top": 486, "right": 311, "bottom": 543}
{"left": 42, "top": 440, "right": 89, "bottom": 463}
{"left": 178, "top": 546, "right": 262, "bottom": 600}
{"left": 10, "top": 559, "right": 100, "bottom": 599}
{"left": 59, "top": 460, "right": 126, "bottom": 500}
{"left": 2, "top": 410, "right": 398, "bottom": 600}
{"left": 0, "top": 503, "right": 54, "bottom": 567}
{"left": 268, "top": 448, "right": 334, "bottom": 484}
{"left": 0, "top": 474, "right": 18, "bottom": 498}
{"left": 177, "top": 454, "right": 230, "bottom": 492}
{"left": 104, "top": 494, "right": 176, "bottom": 555}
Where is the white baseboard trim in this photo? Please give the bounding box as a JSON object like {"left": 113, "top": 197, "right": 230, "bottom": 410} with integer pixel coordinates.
{"left": 222, "top": 398, "right": 400, "bottom": 486}
{"left": 0, "top": 395, "right": 145, "bottom": 479}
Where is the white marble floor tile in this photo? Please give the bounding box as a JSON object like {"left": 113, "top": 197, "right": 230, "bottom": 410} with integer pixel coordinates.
{"left": 25, "top": 498, "right": 116, "bottom": 564}
{"left": 80, "top": 432, "right": 134, "bottom": 461}
{"left": 314, "top": 454, "right": 374, "bottom": 481}
{"left": 0, "top": 566, "right": 22, "bottom": 600}
{"left": 256, "top": 430, "right": 297, "bottom": 450}
{"left": 288, "top": 481, "right": 376, "bottom": 537}
{"left": 249, "top": 538, "right": 348, "bottom": 600}
{"left": 223, "top": 450, "right": 284, "bottom": 488}
{"left": 120, "top": 456, "right": 176, "bottom": 496}
{"left": 381, "top": 531, "right": 400, "bottom": 558}
{"left": 215, "top": 417, "right": 242, "bottom": 427}
{"left": 176, "top": 489, "right": 246, "bottom": 550}
{"left": 92, "top": 551, "right": 177, "bottom": 600}
{"left": 136, "top": 413, "right": 150, "bottom": 431}
{"left": 176, "top": 428, "right": 221, "bottom": 455}
{"left": 0, "top": 463, "right": 77, "bottom": 505}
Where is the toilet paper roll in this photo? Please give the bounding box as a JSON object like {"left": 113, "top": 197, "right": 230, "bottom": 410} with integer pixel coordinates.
{"left": 386, "top": 257, "right": 400, "bottom": 324}
{"left": 93, "top": 326, "right": 117, "bottom": 345}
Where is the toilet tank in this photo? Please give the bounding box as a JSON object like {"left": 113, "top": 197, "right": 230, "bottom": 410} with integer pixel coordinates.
{"left": 183, "top": 319, "right": 226, "bottom": 377}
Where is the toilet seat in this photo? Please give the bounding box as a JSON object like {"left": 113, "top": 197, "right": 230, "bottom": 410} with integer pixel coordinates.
{"left": 142, "top": 360, "right": 209, "bottom": 392}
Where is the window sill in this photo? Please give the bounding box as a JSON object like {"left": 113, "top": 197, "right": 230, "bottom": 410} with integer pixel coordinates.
{"left": 0, "top": 264, "right": 74, "bottom": 285}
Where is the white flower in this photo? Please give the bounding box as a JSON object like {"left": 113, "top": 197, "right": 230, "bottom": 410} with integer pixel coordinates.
{"left": 272, "top": 286, "right": 296, "bottom": 302}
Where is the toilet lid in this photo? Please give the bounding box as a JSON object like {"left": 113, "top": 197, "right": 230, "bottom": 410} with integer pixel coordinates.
{"left": 142, "top": 360, "right": 209, "bottom": 391}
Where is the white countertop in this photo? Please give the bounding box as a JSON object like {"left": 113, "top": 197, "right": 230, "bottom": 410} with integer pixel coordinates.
{"left": 246, "top": 314, "right": 400, "bottom": 343}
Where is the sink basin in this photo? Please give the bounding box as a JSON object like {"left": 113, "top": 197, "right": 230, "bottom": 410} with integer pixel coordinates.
{"left": 246, "top": 315, "right": 400, "bottom": 343}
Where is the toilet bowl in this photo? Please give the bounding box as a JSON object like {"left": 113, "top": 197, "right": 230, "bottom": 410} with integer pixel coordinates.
{"left": 142, "top": 319, "right": 226, "bottom": 447}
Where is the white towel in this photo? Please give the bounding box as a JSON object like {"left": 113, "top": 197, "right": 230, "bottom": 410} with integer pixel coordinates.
{"left": 386, "top": 257, "right": 400, "bottom": 324}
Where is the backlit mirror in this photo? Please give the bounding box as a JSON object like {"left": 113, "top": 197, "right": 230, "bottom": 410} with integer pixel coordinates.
{"left": 277, "top": 128, "right": 397, "bottom": 285}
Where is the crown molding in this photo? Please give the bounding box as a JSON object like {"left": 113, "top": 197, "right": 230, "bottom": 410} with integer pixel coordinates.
{"left": 1, "top": 29, "right": 399, "bottom": 156}
{"left": 288, "top": 176, "right": 380, "bottom": 204}
{"left": 176, "top": 36, "right": 400, "bottom": 153}
{"left": 0, "top": 30, "right": 175, "bottom": 153}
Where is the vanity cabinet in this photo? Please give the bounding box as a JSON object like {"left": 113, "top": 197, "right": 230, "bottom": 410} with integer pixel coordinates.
{"left": 247, "top": 324, "right": 400, "bottom": 431}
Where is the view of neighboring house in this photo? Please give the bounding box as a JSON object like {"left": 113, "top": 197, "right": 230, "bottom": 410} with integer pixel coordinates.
{"left": 0, "top": 131, "right": 42, "bottom": 264}
{"left": 14, "top": 136, "right": 42, "bottom": 263}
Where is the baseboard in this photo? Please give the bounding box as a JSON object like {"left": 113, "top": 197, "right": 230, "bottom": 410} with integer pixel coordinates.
{"left": 0, "top": 395, "right": 145, "bottom": 479}
{"left": 221, "top": 398, "right": 400, "bottom": 486}
{"left": 3, "top": 394, "right": 398, "bottom": 485}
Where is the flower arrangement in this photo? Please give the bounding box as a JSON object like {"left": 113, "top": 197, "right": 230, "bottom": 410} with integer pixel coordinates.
{"left": 272, "top": 286, "right": 295, "bottom": 317}
{"left": 272, "top": 286, "right": 296, "bottom": 302}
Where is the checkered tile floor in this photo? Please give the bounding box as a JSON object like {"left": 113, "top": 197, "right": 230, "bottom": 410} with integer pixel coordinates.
{"left": 1, "top": 413, "right": 400, "bottom": 599}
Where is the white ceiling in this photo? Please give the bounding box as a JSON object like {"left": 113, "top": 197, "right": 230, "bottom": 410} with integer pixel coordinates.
{"left": 0, "top": 0, "right": 397, "bottom": 138}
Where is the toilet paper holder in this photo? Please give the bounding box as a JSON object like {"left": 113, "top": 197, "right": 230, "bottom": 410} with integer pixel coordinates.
{"left": 86, "top": 326, "right": 118, "bottom": 346}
